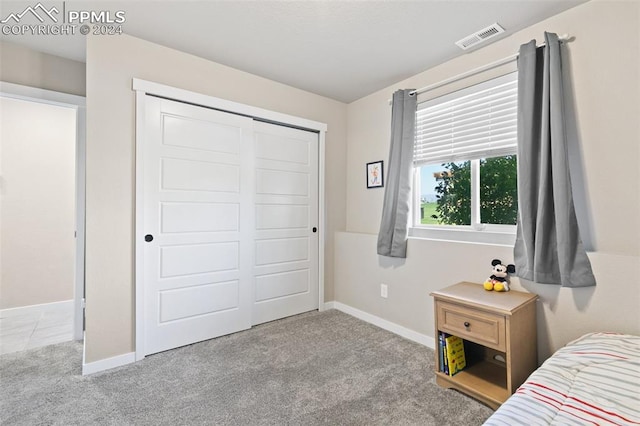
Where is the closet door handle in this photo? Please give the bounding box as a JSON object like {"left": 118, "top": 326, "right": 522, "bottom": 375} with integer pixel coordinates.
{"left": 312, "top": 227, "right": 317, "bottom": 233}
{"left": 145, "top": 234, "right": 154, "bottom": 242}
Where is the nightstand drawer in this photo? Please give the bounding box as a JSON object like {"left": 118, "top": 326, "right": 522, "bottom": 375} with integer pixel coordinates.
{"left": 437, "top": 301, "right": 506, "bottom": 351}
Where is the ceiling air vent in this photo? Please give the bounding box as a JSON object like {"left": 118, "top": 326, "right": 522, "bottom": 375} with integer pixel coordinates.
{"left": 455, "top": 23, "right": 505, "bottom": 51}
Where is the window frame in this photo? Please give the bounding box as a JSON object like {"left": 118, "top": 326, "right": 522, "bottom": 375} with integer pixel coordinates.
{"left": 410, "top": 73, "right": 518, "bottom": 245}
{"left": 410, "top": 160, "right": 516, "bottom": 246}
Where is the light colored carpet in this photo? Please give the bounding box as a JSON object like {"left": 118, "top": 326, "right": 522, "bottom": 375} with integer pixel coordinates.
{"left": 0, "top": 310, "right": 493, "bottom": 425}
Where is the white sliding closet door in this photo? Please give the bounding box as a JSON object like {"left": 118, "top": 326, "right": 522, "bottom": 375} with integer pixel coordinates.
{"left": 142, "top": 96, "right": 254, "bottom": 355}
{"left": 140, "top": 94, "right": 320, "bottom": 356}
{"left": 252, "top": 121, "right": 319, "bottom": 325}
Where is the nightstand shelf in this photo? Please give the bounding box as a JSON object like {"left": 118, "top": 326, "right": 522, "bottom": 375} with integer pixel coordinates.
{"left": 431, "top": 282, "right": 538, "bottom": 410}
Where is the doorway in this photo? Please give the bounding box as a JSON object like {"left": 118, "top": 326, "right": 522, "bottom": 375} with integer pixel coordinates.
{"left": 0, "top": 82, "right": 86, "bottom": 354}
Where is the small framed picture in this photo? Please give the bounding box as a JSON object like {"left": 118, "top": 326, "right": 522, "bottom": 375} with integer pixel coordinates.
{"left": 366, "top": 161, "right": 384, "bottom": 188}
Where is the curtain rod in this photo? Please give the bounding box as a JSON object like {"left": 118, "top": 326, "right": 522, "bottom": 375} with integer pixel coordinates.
{"left": 387, "top": 34, "right": 570, "bottom": 104}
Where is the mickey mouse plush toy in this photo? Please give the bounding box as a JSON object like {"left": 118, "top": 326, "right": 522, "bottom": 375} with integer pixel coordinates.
{"left": 484, "top": 259, "right": 516, "bottom": 292}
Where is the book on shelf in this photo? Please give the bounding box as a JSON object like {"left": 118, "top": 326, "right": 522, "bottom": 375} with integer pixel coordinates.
{"left": 438, "top": 332, "right": 444, "bottom": 373}
{"left": 444, "top": 334, "right": 467, "bottom": 376}
{"left": 438, "top": 332, "right": 449, "bottom": 375}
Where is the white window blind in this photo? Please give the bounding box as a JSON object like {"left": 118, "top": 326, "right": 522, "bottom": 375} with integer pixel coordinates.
{"left": 414, "top": 72, "right": 517, "bottom": 166}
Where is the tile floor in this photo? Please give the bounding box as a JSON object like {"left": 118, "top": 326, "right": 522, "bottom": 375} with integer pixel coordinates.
{"left": 0, "top": 305, "right": 75, "bottom": 355}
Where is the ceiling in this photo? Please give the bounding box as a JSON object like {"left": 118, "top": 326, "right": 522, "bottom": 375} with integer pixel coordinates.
{"left": 0, "top": 0, "right": 586, "bottom": 103}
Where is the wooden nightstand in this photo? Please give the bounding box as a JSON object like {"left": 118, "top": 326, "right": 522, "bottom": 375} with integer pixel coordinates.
{"left": 431, "top": 282, "right": 538, "bottom": 409}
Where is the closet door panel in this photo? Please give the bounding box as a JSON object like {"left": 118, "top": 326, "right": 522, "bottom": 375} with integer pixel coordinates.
{"left": 252, "top": 122, "right": 319, "bottom": 325}
{"left": 142, "top": 96, "right": 253, "bottom": 355}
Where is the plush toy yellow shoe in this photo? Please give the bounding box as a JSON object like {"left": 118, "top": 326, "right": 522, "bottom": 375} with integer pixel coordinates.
{"left": 493, "top": 281, "right": 510, "bottom": 292}
{"left": 484, "top": 280, "right": 495, "bottom": 291}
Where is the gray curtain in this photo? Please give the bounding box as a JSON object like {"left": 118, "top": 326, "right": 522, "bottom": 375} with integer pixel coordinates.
{"left": 377, "top": 89, "right": 416, "bottom": 258}
{"left": 514, "top": 32, "right": 596, "bottom": 287}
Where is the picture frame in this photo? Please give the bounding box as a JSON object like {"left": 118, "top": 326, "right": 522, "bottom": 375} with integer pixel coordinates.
{"left": 366, "top": 161, "right": 384, "bottom": 188}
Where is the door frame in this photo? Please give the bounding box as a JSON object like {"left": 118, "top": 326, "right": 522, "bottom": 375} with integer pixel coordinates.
{"left": 133, "top": 78, "right": 327, "bottom": 361}
{"left": 0, "top": 81, "right": 87, "bottom": 342}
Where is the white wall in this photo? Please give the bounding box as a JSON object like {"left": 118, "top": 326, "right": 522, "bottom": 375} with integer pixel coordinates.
{"left": 0, "top": 97, "right": 76, "bottom": 309}
{"left": 85, "top": 34, "right": 347, "bottom": 363}
{"left": 0, "top": 41, "right": 86, "bottom": 97}
{"left": 338, "top": 0, "right": 640, "bottom": 361}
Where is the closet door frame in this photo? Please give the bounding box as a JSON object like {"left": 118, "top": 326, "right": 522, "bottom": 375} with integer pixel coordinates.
{"left": 133, "top": 78, "right": 326, "bottom": 361}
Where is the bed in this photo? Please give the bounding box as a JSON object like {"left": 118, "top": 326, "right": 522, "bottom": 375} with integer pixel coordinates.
{"left": 484, "top": 332, "right": 640, "bottom": 425}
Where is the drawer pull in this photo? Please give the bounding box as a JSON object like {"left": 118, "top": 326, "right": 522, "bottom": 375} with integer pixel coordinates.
{"left": 464, "top": 321, "right": 470, "bottom": 328}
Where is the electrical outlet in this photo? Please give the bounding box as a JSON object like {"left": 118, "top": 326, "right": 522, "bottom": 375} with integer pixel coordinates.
{"left": 380, "top": 283, "right": 388, "bottom": 298}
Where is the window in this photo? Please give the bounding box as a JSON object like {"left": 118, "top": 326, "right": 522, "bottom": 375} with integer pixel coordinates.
{"left": 411, "top": 73, "right": 518, "bottom": 242}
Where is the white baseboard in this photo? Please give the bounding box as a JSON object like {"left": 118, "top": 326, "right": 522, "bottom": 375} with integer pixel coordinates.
{"left": 82, "top": 351, "right": 135, "bottom": 375}
{"left": 326, "top": 301, "right": 435, "bottom": 350}
{"left": 323, "top": 301, "right": 336, "bottom": 310}
{"left": 0, "top": 300, "right": 74, "bottom": 317}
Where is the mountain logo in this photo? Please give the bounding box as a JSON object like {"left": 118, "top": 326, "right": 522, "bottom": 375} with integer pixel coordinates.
{"left": 1, "top": 2, "right": 60, "bottom": 24}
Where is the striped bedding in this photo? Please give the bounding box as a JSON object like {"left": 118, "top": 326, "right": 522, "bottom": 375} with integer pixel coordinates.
{"left": 484, "top": 332, "right": 640, "bottom": 425}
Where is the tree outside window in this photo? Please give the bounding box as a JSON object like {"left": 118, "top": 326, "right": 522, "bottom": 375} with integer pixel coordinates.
{"left": 419, "top": 155, "right": 517, "bottom": 226}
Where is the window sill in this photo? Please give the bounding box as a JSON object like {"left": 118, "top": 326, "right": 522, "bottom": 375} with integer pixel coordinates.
{"left": 408, "top": 226, "right": 516, "bottom": 246}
